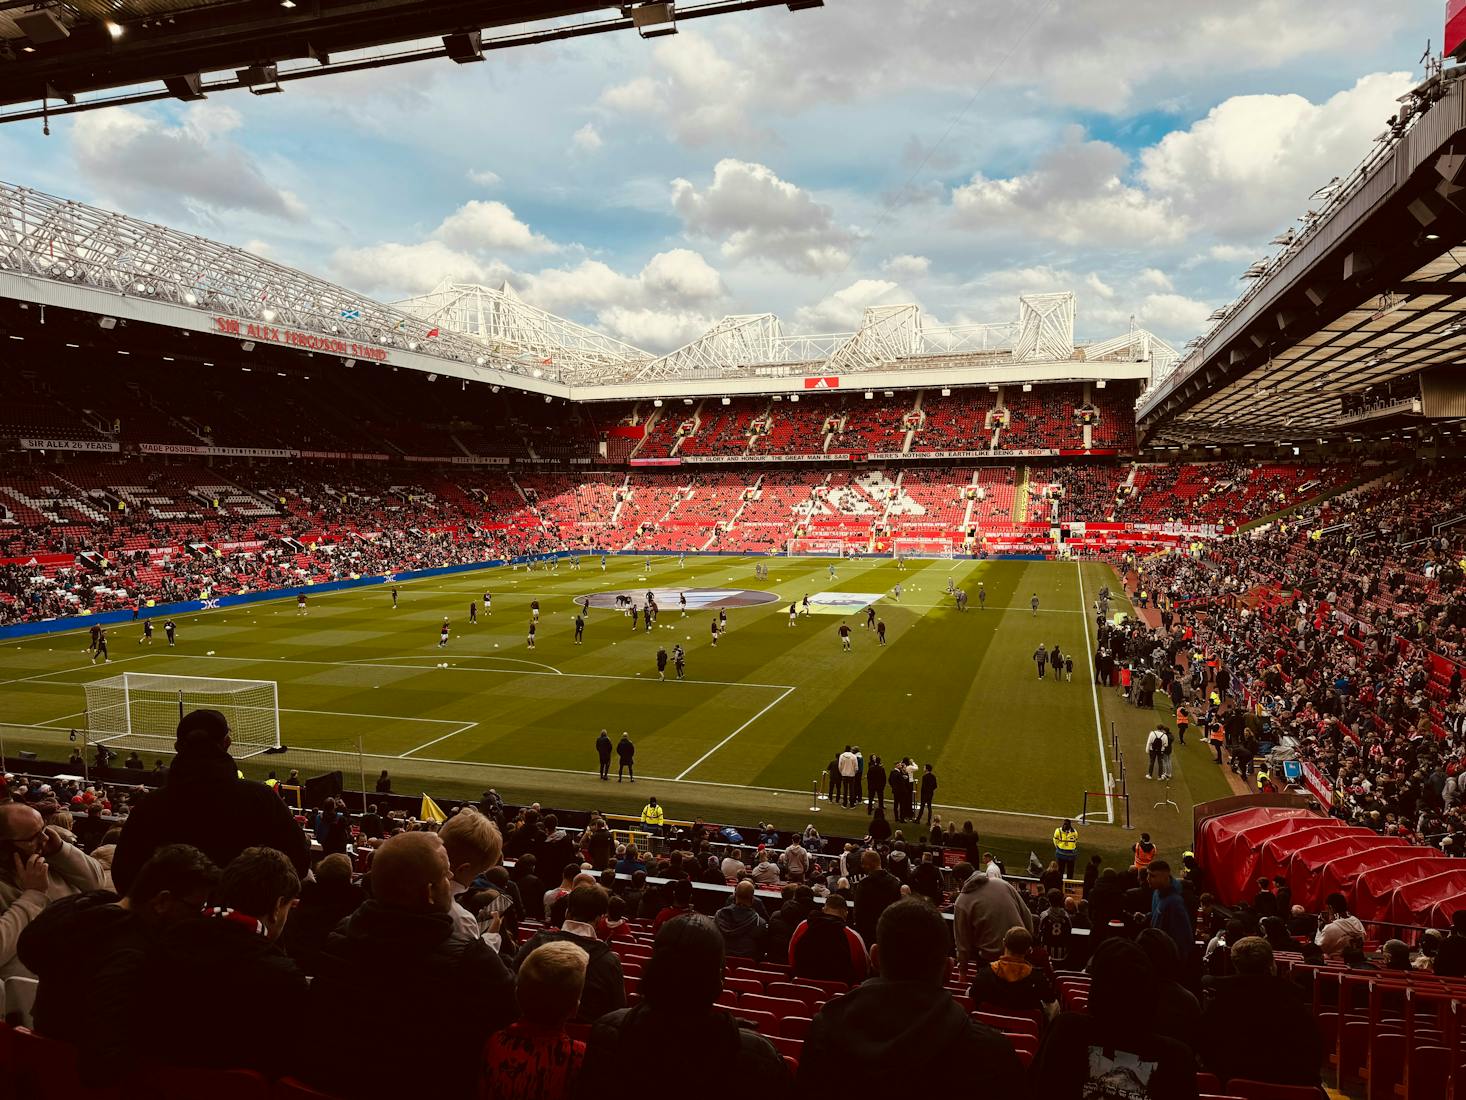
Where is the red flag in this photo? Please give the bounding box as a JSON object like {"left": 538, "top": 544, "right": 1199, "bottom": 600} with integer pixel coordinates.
{"left": 425, "top": 327, "right": 440, "bottom": 339}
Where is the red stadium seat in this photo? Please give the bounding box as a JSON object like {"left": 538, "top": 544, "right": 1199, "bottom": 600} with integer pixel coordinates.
{"left": 778, "top": 1015, "right": 813, "bottom": 1040}
{"left": 272, "top": 1079, "right": 345, "bottom": 1100}
{"left": 782, "top": 1055, "right": 798, "bottom": 1076}
{"left": 10, "top": 1027, "right": 118, "bottom": 1100}
{"left": 1226, "top": 1081, "right": 1328, "bottom": 1100}
{"left": 724, "top": 976, "right": 764, "bottom": 996}
{"left": 731, "top": 1008, "right": 776, "bottom": 1034}
{"left": 140, "top": 1066, "right": 270, "bottom": 1100}
{"left": 974, "top": 1010, "right": 1040, "bottom": 1039}
{"left": 739, "top": 994, "right": 806, "bottom": 1020}
{"left": 766, "top": 982, "right": 823, "bottom": 1010}
{"left": 766, "top": 1035, "right": 803, "bottom": 1059}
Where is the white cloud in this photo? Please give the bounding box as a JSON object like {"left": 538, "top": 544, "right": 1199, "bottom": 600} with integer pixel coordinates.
{"left": 1085, "top": 273, "right": 1116, "bottom": 299}
{"left": 71, "top": 105, "right": 305, "bottom": 222}
{"left": 794, "top": 279, "right": 907, "bottom": 331}
{"left": 1135, "top": 292, "right": 1213, "bottom": 333}
{"left": 433, "top": 200, "right": 555, "bottom": 253}
{"left": 672, "top": 159, "right": 857, "bottom": 274}
{"left": 571, "top": 123, "right": 604, "bottom": 154}
{"left": 330, "top": 240, "right": 510, "bottom": 296}
{"left": 640, "top": 249, "right": 725, "bottom": 302}
{"left": 592, "top": 1, "right": 1408, "bottom": 145}
{"left": 882, "top": 254, "right": 930, "bottom": 279}
{"left": 948, "top": 73, "right": 1411, "bottom": 254}
{"left": 951, "top": 137, "right": 1182, "bottom": 246}
{"left": 467, "top": 169, "right": 502, "bottom": 187}
{"left": 596, "top": 307, "right": 715, "bottom": 350}
{"left": 1137, "top": 268, "right": 1174, "bottom": 291}
{"left": 1136, "top": 71, "right": 1414, "bottom": 240}
{"left": 599, "top": 35, "right": 765, "bottom": 145}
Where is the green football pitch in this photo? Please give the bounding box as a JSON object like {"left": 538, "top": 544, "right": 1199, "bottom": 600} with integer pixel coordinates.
{"left": 0, "top": 556, "right": 1234, "bottom": 868}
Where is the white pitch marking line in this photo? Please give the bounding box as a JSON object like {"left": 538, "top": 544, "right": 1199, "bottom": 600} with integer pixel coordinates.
{"left": 397, "top": 722, "right": 481, "bottom": 759}
{"left": 277, "top": 707, "right": 465, "bottom": 725}
{"left": 353, "top": 655, "right": 565, "bottom": 675}
{"left": 174, "top": 652, "right": 795, "bottom": 692}
{"left": 1076, "top": 561, "right": 1115, "bottom": 825}
{"left": 0, "top": 653, "right": 153, "bottom": 689}
{"left": 675, "top": 685, "right": 796, "bottom": 781}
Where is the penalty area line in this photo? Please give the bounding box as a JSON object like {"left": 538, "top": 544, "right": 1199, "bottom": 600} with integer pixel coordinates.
{"left": 675, "top": 685, "right": 796, "bottom": 781}
{"left": 397, "top": 722, "right": 482, "bottom": 759}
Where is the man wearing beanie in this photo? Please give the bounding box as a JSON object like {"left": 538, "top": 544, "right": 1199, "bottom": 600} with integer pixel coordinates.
{"left": 111, "top": 709, "right": 309, "bottom": 893}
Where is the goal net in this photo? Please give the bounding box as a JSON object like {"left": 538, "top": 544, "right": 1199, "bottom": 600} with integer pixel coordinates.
{"left": 84, "top": 673, "right": 281, "bottom": 758}
{"left": 891, "top": 536, "right": 957, "bottom": 559}
{"left": 786, "top": 537, "right": 856, "bottom": 557}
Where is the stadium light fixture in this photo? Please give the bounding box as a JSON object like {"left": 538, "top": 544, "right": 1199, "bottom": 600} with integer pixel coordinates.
{"left": 240, "top": 341, "right": 255, "bottom": 352}
{"left": 790, "top": 394, "right": 799, "bottom": 402}
{"left": 721, "top": 396, "right": 731, "bottom": 405}
{"left": 341, "top": 358, "right": 355, "bottom": 367}
{"left": 1022, "top": 383, "right": 1033, "bottom": 392}
{"left": 864, "top": 391, "right": 873, "bottom": 400}
{"left": 104, "top": 20, "right": 123, "bottom": 39}
{"left": 940, "top": 387, "right": 951, "bottom": 397}
{"left": 97, "top": 316, "right": 117, "bottom": 330}
{"left": 631, "top": 2, "right": 677, "bottom": 38}
{"left": 653, "top": 398, "right": 663, "bottom": 406}
{"left": 683, "top": 397, "right": 693, "bottom": 404}
{"left": 1096, "top": 379, "right": 1106, "bottom": 389}
{"left": 261, "top": 308, "right": 277, "bottom": 323}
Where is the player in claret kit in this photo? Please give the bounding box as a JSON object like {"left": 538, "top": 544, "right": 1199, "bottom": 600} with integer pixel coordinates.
{"left": 527, "top": 619, "right": 537, "bottom": 650}
{"left": 297, "top": 593, "right": 308, "bottom": 616}
{"left": 710, "top": 616, "right": 719, "bottom": 647}
{"left": 469, "top": 601, "right": 477, "bottom": 624}
{"left": 484, "top": 591, "right": 492, "bottom": 616}
{"left": 438, "top": 617, "right": 450, "bottom": 648}
{"left": 531, "top": 599, "right": 540, "bottom": 623}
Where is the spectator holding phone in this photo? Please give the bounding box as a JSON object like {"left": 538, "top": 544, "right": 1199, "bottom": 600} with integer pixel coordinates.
{"left": 0, "top": 801, "right": 110, "bottom": 975}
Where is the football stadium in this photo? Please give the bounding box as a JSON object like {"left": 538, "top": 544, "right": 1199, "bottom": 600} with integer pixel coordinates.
{"left": 2, "top": 1, "right": 1466, "bottom": 1097}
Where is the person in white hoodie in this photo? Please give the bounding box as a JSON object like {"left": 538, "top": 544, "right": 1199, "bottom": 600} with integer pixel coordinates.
{"left": 1315, "top": 892, "right": 1366, "bottom": 956}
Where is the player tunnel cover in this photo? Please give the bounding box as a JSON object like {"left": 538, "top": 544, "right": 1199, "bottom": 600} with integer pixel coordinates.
{"left": 577, "top": 587, "right": 781, "bottom": 610}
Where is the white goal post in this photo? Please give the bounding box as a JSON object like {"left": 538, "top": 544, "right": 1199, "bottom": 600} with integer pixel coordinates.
{"left": 891, "top": 536, "right": 957, "bottom": 559}
{"left": 84, "top": 673, "right": 281, "bottom": 757}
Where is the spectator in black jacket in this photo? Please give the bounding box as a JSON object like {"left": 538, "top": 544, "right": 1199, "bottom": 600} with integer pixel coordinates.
{"left": 853, "top": 849, "right": 901, "bottom": 947}
{"left": 279, "top": 852, "right": 365, "bottom": 976}
{"left": 575, "top": 914, "right": 790, "bottom": 1100}
{"left": 516, "top": 883, "right": 625, "bottom": 1023}
{"left": 798, "top": 898, "right": 1023, "bottom": 1099}
{"left": 766, "top": 884, "right": 816, "bottom": 965}
{"left": 1435, "top": 909, "right": 1466, "bottom": 978}
{"left": 17, "top": 844, "right": 219, "bottom": 1085}
{"left": 111, "top": 709, "right": 309, "bottom": 893}
{"left": 145, "top": 846, "right": 307, "bottom": 1079}
{"left": 1032, "top": 938, "right": 1198, "bottom": 1099}
{"left": 1201, "top": 937, "right": 1321, "bottom": 1086}
{"left": 309, "top": 831, "right": 517, "bottom": 1098}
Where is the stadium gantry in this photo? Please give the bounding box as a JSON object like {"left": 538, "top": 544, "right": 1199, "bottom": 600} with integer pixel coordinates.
{"left": 0, "top": 180, "right": 1177, "bottom": 402}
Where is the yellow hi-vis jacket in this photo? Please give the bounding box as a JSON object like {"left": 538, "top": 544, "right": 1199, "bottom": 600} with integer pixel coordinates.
{"left": 1053, "top": 827, "right": 1078, "bottom": 853}
{"left": 640, "top": 803, "right": 665, "bottom": 829}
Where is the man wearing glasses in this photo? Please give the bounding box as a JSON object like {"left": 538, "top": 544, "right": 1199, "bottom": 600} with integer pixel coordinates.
{"left": 0, "top": 799, "right": 111, "bottom": 976}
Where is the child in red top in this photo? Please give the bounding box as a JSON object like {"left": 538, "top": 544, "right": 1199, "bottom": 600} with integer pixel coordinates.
{"left": 481, "top": 940, "right": 588, "bottom": 1100}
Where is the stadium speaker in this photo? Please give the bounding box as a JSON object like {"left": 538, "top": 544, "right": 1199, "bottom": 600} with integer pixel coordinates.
{"left": 14, "top": 10, "right": 69, "bottom": 44}
{"left": 98, "top": 316, "right": 117, "bottom": 330}
{"left": 443, "top": 31, "right": 484, "bottom": 63}
{"left": 164, "top": 73, "right": 206, "bottom": 102}
{"left": 1408, "top": 195, "right": 1443, "bottom": 228}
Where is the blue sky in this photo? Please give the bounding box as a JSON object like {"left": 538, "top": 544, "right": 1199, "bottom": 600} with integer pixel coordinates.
{"left": 0, "top": 0, "right": 1447, "bottom": 352}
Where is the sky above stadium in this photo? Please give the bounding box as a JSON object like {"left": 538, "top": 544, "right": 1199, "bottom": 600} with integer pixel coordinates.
{"left": 0, "top": 0, "right": 1447, "bottom": 354}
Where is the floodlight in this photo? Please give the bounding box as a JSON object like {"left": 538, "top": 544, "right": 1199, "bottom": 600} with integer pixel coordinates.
{"left": 98, "top": 316, "right": 117, "bottom": 330}
{"left": 1022, "top": 383, "right": 1033, "bottom": 392}
{"left": 104, "top": 20, "right": 123, "bottom": 39}
{"left": 240, "top": 341, "right": 255, "bottom": 352}
{"left": 631, "top": 2, "right": 676, "bottom": 38}
{"left": 1096, "top": 379, "right": 1106, "bottom": 389}
{"left": 940, "top": 387, "right": 950, "bottom": 397}
{"left": 864, "top": 391, "right": 873, "bottom": 400}
{"left": 653, "top": 398, "right": 663, "bottom": 407}
{"left": 721, "top": 397, "right": 730, "bottom": 405}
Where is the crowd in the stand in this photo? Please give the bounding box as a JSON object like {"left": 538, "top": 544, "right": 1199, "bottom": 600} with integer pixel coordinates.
{"left": 1127, "top": 461, "right": 1466, "bottom": 854}
{"left": 20, "top": 705, "right": 1466, "bottom": 1098}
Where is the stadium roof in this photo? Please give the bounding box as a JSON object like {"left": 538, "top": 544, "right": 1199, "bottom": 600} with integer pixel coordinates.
{"left": 0, "top": 0, "right": 822, "bottom": 123}
{"left": 1138, "top": 63, "right": 1466, "bottom": 448}
{"left": 0, "top": 180, "right": 1169, "bottom": 401}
